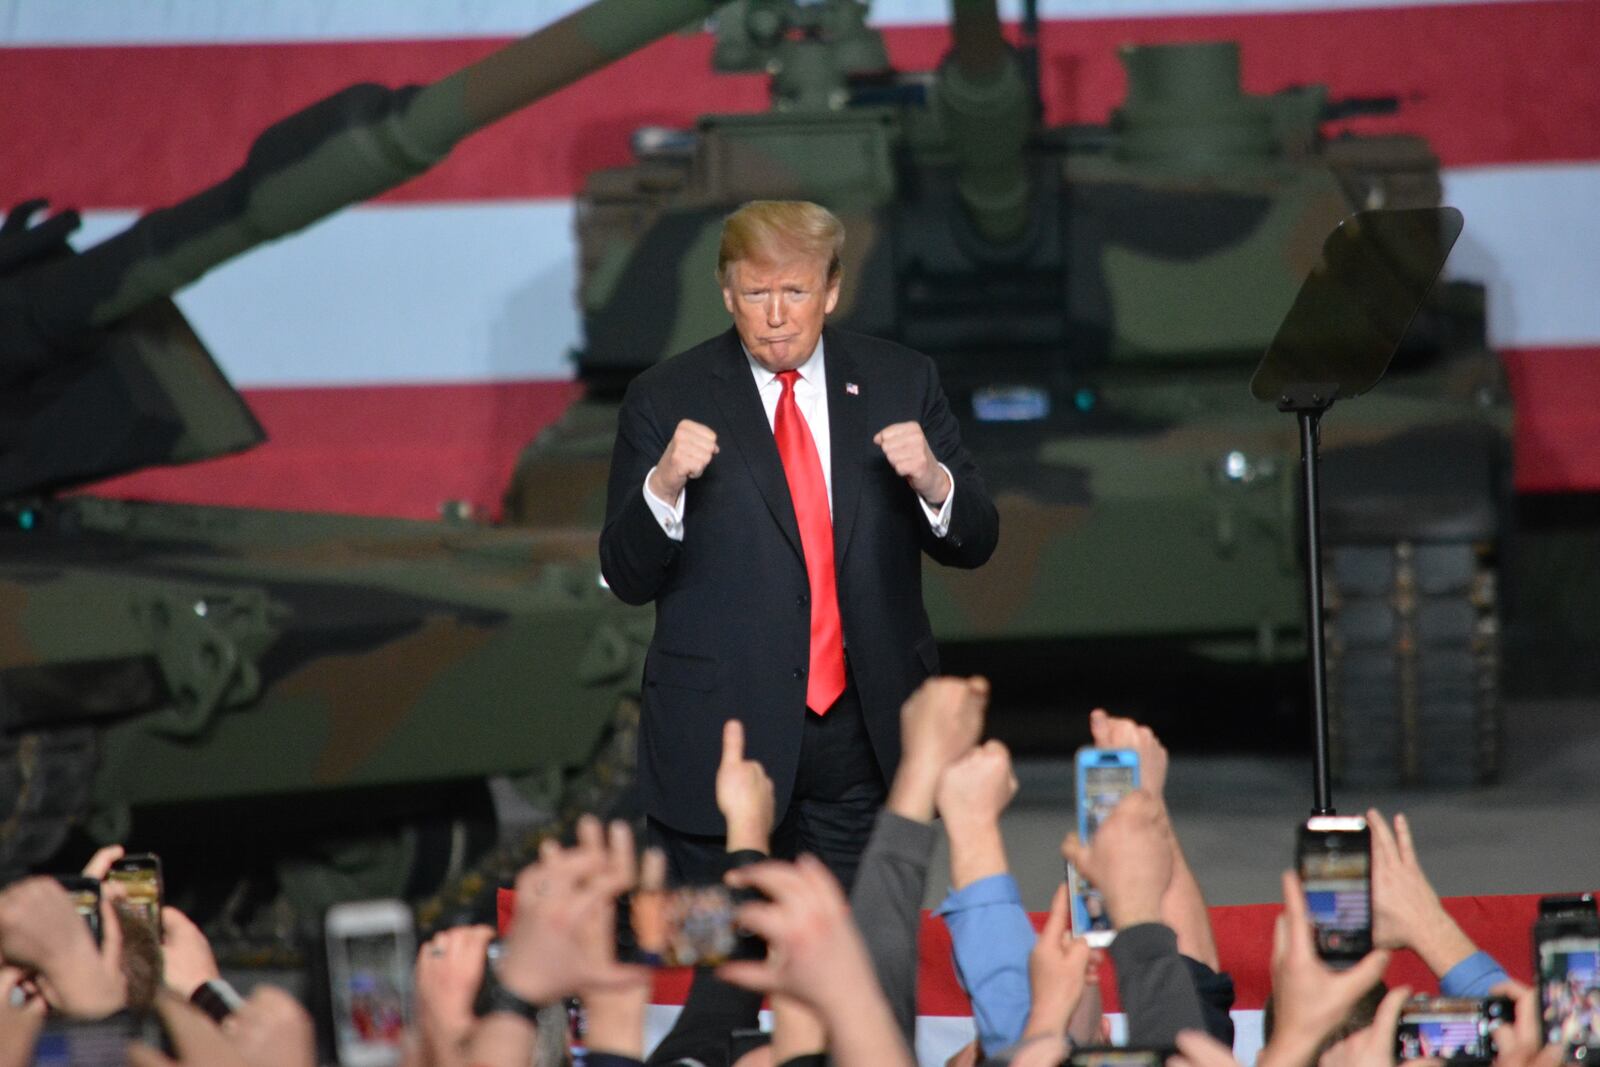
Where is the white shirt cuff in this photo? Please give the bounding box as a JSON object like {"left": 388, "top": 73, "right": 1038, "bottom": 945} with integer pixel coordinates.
{"left": 642, "top": 466, "right": 686, "bottom": 541}
{"left": 919, "top": 463, "right": 955, "bottom": 537}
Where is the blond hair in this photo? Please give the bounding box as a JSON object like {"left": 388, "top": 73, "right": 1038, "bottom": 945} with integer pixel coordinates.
{"left": 717, "top": 201, "right": 845, "bottom": 284}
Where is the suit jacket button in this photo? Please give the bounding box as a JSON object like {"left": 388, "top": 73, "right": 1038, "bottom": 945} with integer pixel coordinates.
{"left": 793, "top": 667, "right": 807, "bottom": 679}
{"left": 797, "top": 593, "right": 809, "bottom": 608}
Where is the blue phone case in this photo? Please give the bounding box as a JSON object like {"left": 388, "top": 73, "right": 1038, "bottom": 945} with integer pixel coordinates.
{"left": 1068, "top": 747, "right": 1140, "bottom": 942}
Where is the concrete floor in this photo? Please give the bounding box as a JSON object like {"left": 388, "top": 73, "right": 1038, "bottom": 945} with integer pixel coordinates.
{"left": 923, "top": 698, "right": 1600, "bottom": 910}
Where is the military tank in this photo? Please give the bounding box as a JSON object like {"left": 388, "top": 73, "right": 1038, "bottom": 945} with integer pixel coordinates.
{"left": 0, "top": 0, "right": 732, "bottom": 940}
{"left": 505, "top": 0, "right": 1512, "bottom": 787}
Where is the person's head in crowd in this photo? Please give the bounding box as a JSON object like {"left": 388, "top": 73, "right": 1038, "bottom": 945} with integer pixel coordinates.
{"left": 1260, "top": 977, "right": 1387, "bottom": 1061}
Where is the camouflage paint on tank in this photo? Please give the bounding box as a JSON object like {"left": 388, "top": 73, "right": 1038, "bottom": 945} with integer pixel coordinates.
{"left": 0, "top": 0, "right": 732, "bottom": 882}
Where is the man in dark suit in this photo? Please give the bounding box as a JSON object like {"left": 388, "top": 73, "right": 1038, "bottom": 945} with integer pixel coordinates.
{"left": 600, "top": 200, "right": 998, "bottom": 890}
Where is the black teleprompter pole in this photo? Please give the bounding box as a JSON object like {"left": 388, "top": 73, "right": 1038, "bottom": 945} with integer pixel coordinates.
{"left": 1297, "top": 407, "right": 1335, "bottom": 816}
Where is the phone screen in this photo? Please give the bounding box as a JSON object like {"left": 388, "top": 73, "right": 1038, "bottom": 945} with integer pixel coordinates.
{"left": 1396, "top": 999, "right": 1506, "bottom": 1061}
{"left": 1298, "top": 820, "right": 1371, "bottom": 959}
{"left": 1538, "top": 934, "right": 1600, "bottom": 1055}
{"left": 333, "top": 931, "right": 410, "bottom": 1059}
{"left": 1070, "top": 750, "right": 1138, "bottom": 943}
{"left": 107, "top": 857, "right": 162, "bottom": 934}
{"left": 616, "top": 885, "right": 741, "bottom": 967}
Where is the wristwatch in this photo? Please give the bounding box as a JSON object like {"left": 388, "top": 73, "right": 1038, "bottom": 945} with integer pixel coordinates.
{"left": 190, "top": 978, "right": 246, "bottom": 1022}
{"left": 475, "top": 975, "right": 546, "bottom": 1025}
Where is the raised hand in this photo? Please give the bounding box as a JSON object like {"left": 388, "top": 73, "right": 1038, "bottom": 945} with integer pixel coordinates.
{"left": 1088, "top": 709, "right": 1169, "bottom": 801}
{"left": 1256, "top": 870, "right": 1392, "bottom": 1067}
{"left": 160, "top": 906, "right": 222, "bottom": 999}
{"left": 873, "top": 421, "right": 949, "bottom": 505}
{"left": 126, "top": 992, "right": 248, "bottom": 1067}
{"left": 1024, "top": 885, "right": 1093, "bottom": 1038}
{"left": 496, "top": 816, "right": 650, "bottom": 1007}
{"left": 718, "top": 855, "right": 914, "bottom": 1066}
{"left": 1060, "top": 790, "right": 1172, "bottom": 929}
{"left": 1368, "top": 809, "right": 1479, "bottom": 978}
{"left": 1318, "top": 985, "right": 1424, "bottom": 1067}
{"left": 891, "top": 676, "right": 989, "bottom": 821}
{"left": 413, "top": 924, "right": 494, "bottom": 1064}
{"left": 0, "top": 877, "right": 125, "bottom": 1019}
{"left": 936, "top": 739, "right": 1018, "bottom": 834}
{"left": 224, "top": 986, "right": 317, "bottom": 1067}
{"left": 716, "top": 719, "right": 775, "bottom": 853}
{"left": 649, "top": 419, "right": 719, "bottom": 502}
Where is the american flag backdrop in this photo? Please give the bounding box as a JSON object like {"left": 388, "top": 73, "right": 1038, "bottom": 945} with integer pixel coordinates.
{"left": 2, "top": 0, "right": 1596, "bottom": 521}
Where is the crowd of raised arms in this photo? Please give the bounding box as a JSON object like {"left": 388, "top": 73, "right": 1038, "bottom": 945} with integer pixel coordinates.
{"left": 0, "top": 677, "right": 1575, "bottom": 1067}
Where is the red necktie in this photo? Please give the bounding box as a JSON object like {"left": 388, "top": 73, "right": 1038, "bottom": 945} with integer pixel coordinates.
{"left": 774, "top": 370, "right": 847, "bottom": 714}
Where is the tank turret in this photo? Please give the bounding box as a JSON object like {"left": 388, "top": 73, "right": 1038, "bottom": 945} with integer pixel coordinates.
{"left": 938, "top": 0, "right": 1033, "bottom": 243}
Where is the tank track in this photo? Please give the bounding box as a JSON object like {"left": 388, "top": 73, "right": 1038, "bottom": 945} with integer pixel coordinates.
{"left": 1324, "top": 541, "right": 1501, "bottom": 788}
{"left": 0, "top": 727, "right": 98, "bottom": 883}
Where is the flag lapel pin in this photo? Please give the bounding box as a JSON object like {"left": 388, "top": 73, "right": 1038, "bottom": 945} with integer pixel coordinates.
{"left": 845, "top": 382, "right": 860, "bottom": 396}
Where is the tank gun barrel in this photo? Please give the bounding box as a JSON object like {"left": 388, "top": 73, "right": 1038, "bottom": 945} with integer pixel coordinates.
{"left": 17, "top": 0, "right": 721, "bottom": 356}
{"left": 1322, "top": 94, "right": 1402, "bottom": 121}
{"left": 938, "top": 0, "right": 1033, "bottom": 245}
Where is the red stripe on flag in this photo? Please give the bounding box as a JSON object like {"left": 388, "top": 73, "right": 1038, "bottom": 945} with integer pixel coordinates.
{"left": 1506, "top": 345, "right": 1600, "bottom": 494}
{"left": 3, "top": 0, "right": 1594, "bottom": 210}
{"left": 495, "top": 887, "right": 1565, "bottom": 1015}
{"left": 82, "top": 379, "right": 584, "bottom": 520}
{"left": 72, "top": 343, "right": 1600, "bottom": 518}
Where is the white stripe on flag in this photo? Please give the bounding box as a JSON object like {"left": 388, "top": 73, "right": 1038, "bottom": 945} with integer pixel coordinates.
{"left": 73, "top": 160, "right": 1598, "bottom": 390}
{"left": 76, "top": 201, "right": 583, "bottom": 388}
{"left": 1443, "top": 162, "right": 1600, "bottom": 351}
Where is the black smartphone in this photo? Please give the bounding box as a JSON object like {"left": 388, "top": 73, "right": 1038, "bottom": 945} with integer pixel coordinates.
{"left": 472, "top": 939, "right": 509, "bottom": 1019}
{"left": 106, "top": 853, "right": 163, "bottom": 937}
{"left": 1395, "top": 995, "right": 1514, "bottom": 1063}
{"left": 53, "top": 875, "right": 102, "bottom": 946}
{"left": 1296, "top": 814, "right": 1372, "bottom": 962}
{"left": 614, "top": 884, "right": 758, "bottom": 967}
{"left": 1066, "top": 1045, "right": 1175, "bottom": 1067}
{"left": 1534, "top": 892, "right": 1600, "bottom": 1062}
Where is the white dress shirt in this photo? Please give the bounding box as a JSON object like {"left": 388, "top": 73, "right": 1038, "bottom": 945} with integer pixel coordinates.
{"left": 643, "top": 337, "right": 954, "bottom": 540}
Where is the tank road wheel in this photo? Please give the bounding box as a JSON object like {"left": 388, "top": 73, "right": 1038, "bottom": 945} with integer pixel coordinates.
{"left": 0, "top": 727, "right": 98, "bottom": 881}
{"left": 1325, "top": 542, "right": 1501, "bottom": 788}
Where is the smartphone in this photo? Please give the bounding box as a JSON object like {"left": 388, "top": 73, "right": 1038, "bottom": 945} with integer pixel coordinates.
{"left": 1067, "top": 747, "right": 1139, "bottom": 947}
{"left": 325, "top": 899, "right": 415, "bottom": 1067}
{"left": 614, "top": 884, "right": 751, "bottom": 967}
{"left": 107, "top": 853, "right": 163, "bottom": 937}
{"left": 1296, "top": 814, "right": 1372, "bottom": 963}
{"left": 54, "top": 875, "right": 102, "bottom": 945}
{"left": 1067, "top": 1046, "right": 1175, "bottom": 1067}
{"left": 1395, "top": 995, "right": 1514, "bottom": 1063}
{"left": 1534, "top": 893, "right": 1600, "bottom": 1062}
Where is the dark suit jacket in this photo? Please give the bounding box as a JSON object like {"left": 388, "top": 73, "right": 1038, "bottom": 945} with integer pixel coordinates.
{"left": 599, "top": 325, "right": 998, "bottom": 835}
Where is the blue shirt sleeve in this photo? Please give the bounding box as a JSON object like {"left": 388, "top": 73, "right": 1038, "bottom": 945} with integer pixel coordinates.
{"left": 1439, "top": 950, "right": 1511, "bottom": 997}
{"left": 935, "top": 873, "right": 1038, "bottom": 1054}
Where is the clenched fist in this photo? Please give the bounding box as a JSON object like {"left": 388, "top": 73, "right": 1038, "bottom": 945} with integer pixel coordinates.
{"left": 873, "top": 422, "right": 949, "bottom": 506}
{"left": 649, "top": 419, "right": 719, "bottom": 502}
